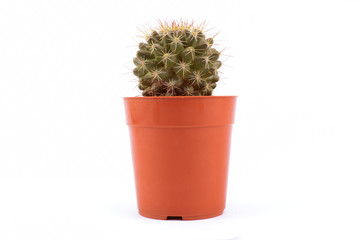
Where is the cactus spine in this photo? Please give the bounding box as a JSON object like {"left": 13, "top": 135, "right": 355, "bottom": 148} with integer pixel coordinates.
{"left": 133, "top": 20, "right": 222, "bottom": 96}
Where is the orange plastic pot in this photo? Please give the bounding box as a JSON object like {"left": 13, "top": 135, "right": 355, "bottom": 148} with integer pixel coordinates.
{"left": 123, "top": 96, "right": 237, "bottom": 220}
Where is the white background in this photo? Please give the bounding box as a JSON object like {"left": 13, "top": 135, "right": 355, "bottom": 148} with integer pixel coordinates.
{"left": 1, "top": 0, "right": 360, "bottom": 239}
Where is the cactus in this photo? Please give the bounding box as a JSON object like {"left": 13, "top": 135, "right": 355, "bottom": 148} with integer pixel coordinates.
{"left": 133, "top": 20, "right": 222, "bottom": 96}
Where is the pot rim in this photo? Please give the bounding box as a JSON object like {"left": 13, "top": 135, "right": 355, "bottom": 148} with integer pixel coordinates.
{"left": 123, "top": 95, "right": 237, "bottom": 100}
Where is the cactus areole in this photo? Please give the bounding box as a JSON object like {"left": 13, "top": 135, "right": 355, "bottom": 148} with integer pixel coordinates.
{"left": 124, "top": 20, "right": 237, "bottom": 220}
{"left": 133, "top": 20, "right": 222, "bottom": 96}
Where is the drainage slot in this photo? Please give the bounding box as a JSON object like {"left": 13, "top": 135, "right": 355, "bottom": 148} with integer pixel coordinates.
{"left": 166, "top": 216, "right": 183, "bottom": 220}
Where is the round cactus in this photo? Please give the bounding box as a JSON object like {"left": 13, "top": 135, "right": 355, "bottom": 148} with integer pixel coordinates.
{"left": 133, "top": 20, "right": 222, "bottom": 96}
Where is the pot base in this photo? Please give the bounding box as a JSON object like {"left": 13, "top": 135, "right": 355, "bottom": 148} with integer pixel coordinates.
{"left": 139, "top": 210, "right": 223, "bottom": 221}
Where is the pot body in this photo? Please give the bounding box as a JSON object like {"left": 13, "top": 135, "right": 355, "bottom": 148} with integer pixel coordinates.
{"left": 123, "top": 96, "right": 237, "bottom": 220}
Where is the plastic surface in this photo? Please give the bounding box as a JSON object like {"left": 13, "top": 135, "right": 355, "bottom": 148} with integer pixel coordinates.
{"left": 123, "top": 96, "right": 237, "bottom": 220}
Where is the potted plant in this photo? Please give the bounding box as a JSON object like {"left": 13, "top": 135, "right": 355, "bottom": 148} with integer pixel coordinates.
{"left": 123, "top": 20, "right": 237, "bottom": 220}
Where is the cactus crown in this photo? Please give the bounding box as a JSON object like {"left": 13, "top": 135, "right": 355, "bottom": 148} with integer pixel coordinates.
{"left": 133, "top": 20, "right": 222, "bottom": 96}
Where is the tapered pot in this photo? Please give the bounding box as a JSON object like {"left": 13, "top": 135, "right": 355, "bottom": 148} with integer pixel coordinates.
{"left": 123, "top": 96, "right": 237, "bottom": 220}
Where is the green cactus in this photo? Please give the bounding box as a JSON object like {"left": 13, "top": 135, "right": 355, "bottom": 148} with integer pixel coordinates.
{"left": 133, "top": 20, "right": 222, "bottom": 96}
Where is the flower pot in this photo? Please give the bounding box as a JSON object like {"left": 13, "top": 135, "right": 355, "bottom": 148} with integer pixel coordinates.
{"left": 123, "top": 96, "right": 237, "bottom": 220}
